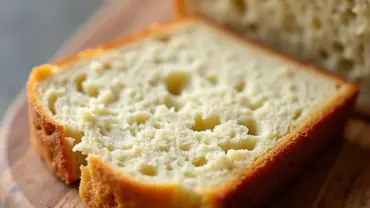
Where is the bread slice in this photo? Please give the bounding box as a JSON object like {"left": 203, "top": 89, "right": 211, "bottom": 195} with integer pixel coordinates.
{"left": 174, "top": 0, "right": 370, "bottom": 114}
{"left": 27, "top": 17, "right": 358, "bottom": 207}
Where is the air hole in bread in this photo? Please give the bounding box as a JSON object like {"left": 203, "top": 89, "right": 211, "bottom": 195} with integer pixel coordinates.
{"left": 102, "top": 62, "right": 111, "bottom": 70}
{"left": 152, "top": 122, "right": 160, "bottom": 129}
{"left": 290, "top": 95, "right": 298, "bottom": 103}
{"left": 165, "top": 70, "right": 190, "bottom": 95}
{"left": 157, "top": 144, "right": 170, "bottom": 152}
{"left": 229, "top": 131, "right": 236, "bottom": 139}
{"left": 154, "top": 58, "right": 163, "bottom": 64}
{"left": 333, "top": 41, "right": 344, "bottom": 53}
{"left": 106, "top": 146, "right": 116, "bottom": 152}
{"left": 65, "top": 128, "right": 85, "bottom": 143}
{"left": 99, "top": 124, "right": 113, "bottom": 136}
{"left": 311, "top": 17, "right": 321, "bottom": 29}
{"left": 242, "top": 97, "right": 265, "bottom": 111}
{"left": 85, "top": 83, "right": 99, "bottom": 97}
{"left": 288, "top": 84, "right": 297, "bottom": 92}
{"left": 34, "top": 121, "right": 42, "bottom": 130}
{"left": 75, "top": 73, "right": 87, "bottom": 93}
{"left": 238, "top": 118, "right": 259, "bottom": 135}
{"left": 111, "top": 81, "right": 125, "bottom": 94}
{"left": 318, "top": 49, "right": 329, "bottom": 60}
{"left": 180, "top": 143, "right": 191, "bottom": 151}
{"left": 139, "top": 164, "right": 157, "bottom": 176}
{"left": 166, "top": 164, "right": 173, "bottom": 171}
{"left": 218, "top": 139, "right": 257, "bottom": 153}
{"left": 47, "top": 92, "right": 58, "bottom": 115}
{"left": 184, "top": 171, "right": 196, "bottom": 178}
{"left": 192, "top": 156, "right": 207, "bottom": 167}
{"left": 163, "top": 95, "right": 181, "bottom": 111}
{"left": 247, "top": 102, "right": 263, "bottom": 111}
{"left": 98, "top": 109, "right": 117, "bottom": 117}
{"left": 300, "top": 132, "right": 308, "bottom": 137}
{"left": 338, "top": 58, "right": 354, "bottom": 73}
{"left": 234, "top": 81, "right": 245, "bottom": 92}
{"left": 335, "top": 84, "right": 342, "bottom": 90}
{"left": 191, "top": 114, "right": 221, "bottom": 131}
{"left": 128, "top": 90, "right": 144, "bottom": 102}
{"left": 127, "top": 112, "right": 151, "bottom": 125}
{"left": 293, "top": 109, "right": 303, "bottom": 120}
{"left": 283, "top": 13, "right": 299, "bottom": 33}
{"left": 231, "top": 0, "right": 246, "bottom": 15}
{"left": 358, "top": 43, "right": 364, "bottom": 55}
{"left": 100, "top": 90, "right": 119, "bottom": 105}
{"left": 246, "top": 23, "right": 259, "bottom": 32}
{"left": 156, "top": 35, "right": 171, "bottom": 43}
{"left": 43, "top": 122, "right": 56, "bottom": 135}
{"left": 340, "top": 9, "right": 356, "bottom": 25}
{"left": 129, "top": 128, "right": 137, "bottom": 137}
{"left": 206, "top": 74, "right": 218, "bottom": 85}
{"left": 285, "top": 69, "right": 296, "bottom": 78}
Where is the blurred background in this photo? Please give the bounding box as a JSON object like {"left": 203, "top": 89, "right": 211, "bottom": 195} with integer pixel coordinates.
{"left": 0, "top": 0, "right": 103, "bottom": 119}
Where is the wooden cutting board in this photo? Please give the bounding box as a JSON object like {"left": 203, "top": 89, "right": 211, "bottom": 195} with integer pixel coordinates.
{"left": 1, "top": 0, "right": 370, "bottom": 207}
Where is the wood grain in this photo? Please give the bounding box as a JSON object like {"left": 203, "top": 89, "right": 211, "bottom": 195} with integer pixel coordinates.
{"left": 1, "top": 0, "right": 370, "bottom": 207}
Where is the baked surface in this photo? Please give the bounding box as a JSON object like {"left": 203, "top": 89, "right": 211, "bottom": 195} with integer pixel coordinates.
{"left": 27, "top": 17, "right": 359, "bottom": 207}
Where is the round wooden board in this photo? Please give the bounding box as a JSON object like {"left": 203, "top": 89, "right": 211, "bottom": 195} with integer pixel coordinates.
{"left": 1, "top": 1, "right": 370, "bottom": 207}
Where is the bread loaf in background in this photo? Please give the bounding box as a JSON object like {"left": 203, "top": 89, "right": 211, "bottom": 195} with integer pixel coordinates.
{"left": 175, "top": 0, "right": 370, "bottom": 114}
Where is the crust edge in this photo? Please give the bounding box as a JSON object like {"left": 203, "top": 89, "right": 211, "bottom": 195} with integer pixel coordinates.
{"left": 26, "top": 91, "right": 82, "bottom": 184}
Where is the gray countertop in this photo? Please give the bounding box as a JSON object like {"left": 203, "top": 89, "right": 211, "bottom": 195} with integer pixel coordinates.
{"left": 0, "top": 0, "right": 102, "bottom": 119}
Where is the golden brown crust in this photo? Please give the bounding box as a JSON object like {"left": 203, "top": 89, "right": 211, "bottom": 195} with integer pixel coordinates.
{"left": 27, "top": 86, "right": 84, "bottom": 184}
{"left": 80, "top": 156, "right": 206, "bottom": 208}
{"left": 27, "top": 15, "right": 360, "bottom": 207}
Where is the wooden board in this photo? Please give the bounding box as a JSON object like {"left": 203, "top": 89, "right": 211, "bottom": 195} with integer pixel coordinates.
{"left": 1, "top": 0, "right": 370, "bottom": 207}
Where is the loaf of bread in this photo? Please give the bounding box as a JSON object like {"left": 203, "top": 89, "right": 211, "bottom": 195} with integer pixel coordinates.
{"left": 27, "top": 17, "right": 358, "bottom": 207}
{"left": 175, "top": 0, "right": 370, "bottom": 114}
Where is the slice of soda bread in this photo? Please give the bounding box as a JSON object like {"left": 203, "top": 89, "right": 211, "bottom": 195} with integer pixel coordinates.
{"left": 27, "top": 17, "right": 359, "bottom": 207}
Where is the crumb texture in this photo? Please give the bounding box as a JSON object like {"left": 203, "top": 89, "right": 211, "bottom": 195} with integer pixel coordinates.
{"left": 35, "top": 22, "right": 339, "bottom": 193}
{"left": 184, "top": 0, "right": 370, "bottom": 82}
